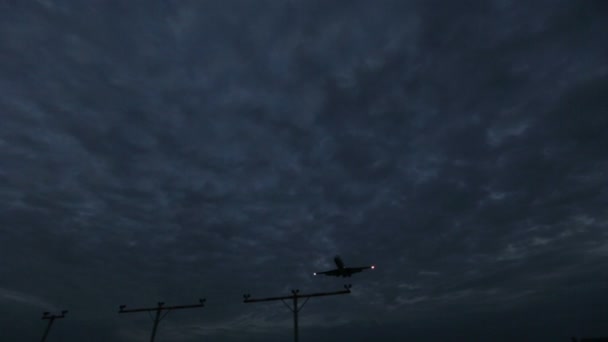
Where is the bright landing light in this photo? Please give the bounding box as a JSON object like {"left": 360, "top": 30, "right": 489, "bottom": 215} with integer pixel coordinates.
{"left": 371, "top": 265, "right": 375, "bottom": 269}
{"left": 313, "top": 272, "right": 317, "bottom": 275}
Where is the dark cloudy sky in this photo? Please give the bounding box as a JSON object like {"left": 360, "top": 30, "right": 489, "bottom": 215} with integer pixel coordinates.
{"left": 1, "top": 1, "right": 607, "bottom": 341}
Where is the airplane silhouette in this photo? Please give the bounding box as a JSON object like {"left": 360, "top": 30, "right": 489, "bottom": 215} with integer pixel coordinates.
{"left": 313, "top": 255, "right": 375, "bottom": 277}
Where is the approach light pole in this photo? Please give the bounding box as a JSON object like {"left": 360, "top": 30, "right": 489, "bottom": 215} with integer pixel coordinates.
{"left": 243, "top": 284, "right": 352, "bottom": 342}
{"left": 40, "top": 310, "right": 68, "bottom": 342}
{"left": 117, "top": 299, "right": 206, "bottom": 342}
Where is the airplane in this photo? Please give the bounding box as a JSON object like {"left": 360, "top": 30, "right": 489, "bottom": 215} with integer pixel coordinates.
{"left": 313, "top": 255, "right": 375, "bottom": 277}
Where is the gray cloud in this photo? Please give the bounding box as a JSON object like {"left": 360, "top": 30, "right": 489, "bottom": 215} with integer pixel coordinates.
{"left": 1, "top": 0, "right": 607, "bottom": 341}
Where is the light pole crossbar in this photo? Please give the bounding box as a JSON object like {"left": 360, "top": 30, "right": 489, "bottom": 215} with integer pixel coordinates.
{"left": 243, "top": 285, "right": 352, "bottom": 342}
{"left": 117, "top": 299, "right": 206, "bottom": 342}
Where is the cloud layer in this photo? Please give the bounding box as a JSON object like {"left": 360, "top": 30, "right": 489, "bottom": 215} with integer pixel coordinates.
{"left": 1, "top": 1, "right": 607, "bottom": 341}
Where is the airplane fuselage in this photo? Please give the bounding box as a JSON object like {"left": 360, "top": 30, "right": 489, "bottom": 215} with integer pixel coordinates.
{"left": 334, "top": 256, "right": 353, "bottom": 277}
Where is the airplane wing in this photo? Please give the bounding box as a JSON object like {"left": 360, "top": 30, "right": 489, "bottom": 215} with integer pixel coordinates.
{"left": 313, "top": 269, "right": 341, "bottom": 276}
{"left": 345, "top": 266, "right": 374, "bottom": 274}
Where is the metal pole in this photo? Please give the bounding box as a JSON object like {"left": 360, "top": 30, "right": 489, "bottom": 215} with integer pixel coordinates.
{"left": 150, "top": 304, "right": 163, "bottom": 342}
{"left": 293, "top": 292, "right": 299, "bottom": 342}
{"left": 40, "top": 317, "right": 54, "bottom": 342}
